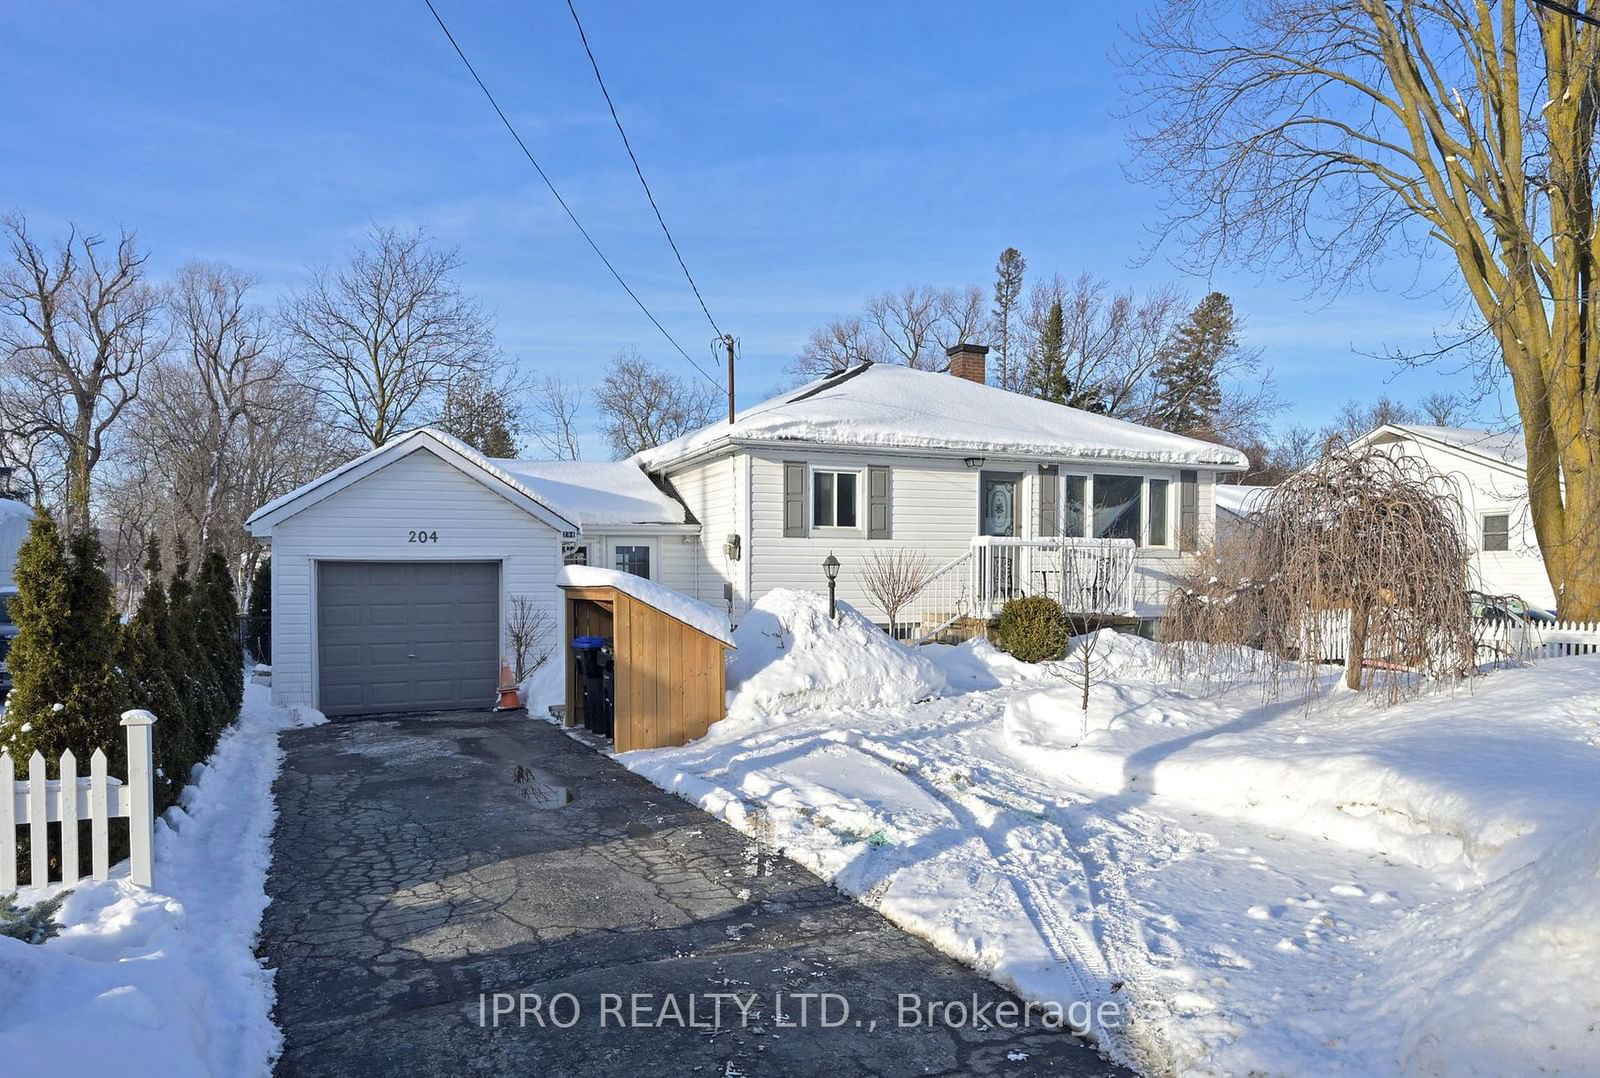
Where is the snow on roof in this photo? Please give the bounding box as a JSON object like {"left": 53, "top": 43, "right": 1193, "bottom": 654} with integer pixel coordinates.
{"left": 491, "top": 459, "right": 689, "bottom": 527}
{"left": 556, "top": 565, "right": 733, "bottom": 644}
{"left": 0, "top": 498, "right": 33, "bottom": 591}
{"left": 1389, "top": 425, "right": 1527, "bottom": 467}
{"left": 1214, "top": 484, "right": 1272, "bottom": 519}
{"left": 245, "top": 428, "right": 579, "bottom": 534}
{"left": 635, "top": 363, "right": 1250, "bottom": 471}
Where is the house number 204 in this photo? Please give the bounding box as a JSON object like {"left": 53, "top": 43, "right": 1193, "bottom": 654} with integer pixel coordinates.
{"left": 408, "top": 529, "right": 439, "bottom": 543}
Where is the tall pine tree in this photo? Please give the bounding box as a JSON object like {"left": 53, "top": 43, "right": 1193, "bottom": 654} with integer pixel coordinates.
{"left": 245, "top": 556, "right": 271, "bottom": 664}
{"left": 121, "top": 538, "right": 191, "bottom": 807}
{"left": 991, "top": 248, "right": 1027, "bottom": 390}
{"left": 2, "top": 513, "right": 127, "bottom": 771}
{"left": 1152, "top": 291, "right": 1233, "bottom": 436}
{"left": 1025, "top": 299, "right": 1070, "bottom": 404}
{"left": 167, "top": 539, "right": 223, "bottom": 755}
{"left": 197, "top": 549, "right": 245, "bottom": 730}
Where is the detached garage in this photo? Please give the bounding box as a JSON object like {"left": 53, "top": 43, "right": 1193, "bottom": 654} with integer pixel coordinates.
{"left": 246, "top": 430, "right": 580, "bottom": 717}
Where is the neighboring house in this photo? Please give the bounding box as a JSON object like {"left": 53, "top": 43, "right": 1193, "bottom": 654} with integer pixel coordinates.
{"left": 1347, "top": 424, "right": 1556, "bottom": 610}
{"left": 0, "top": 497, "right": 33, "bottom": 592}
{"left": 247, "top": 346, "right": 1248, "bottom": 716}
{"left": 1213, "top": 483, "right": 1272, "bottom": 544}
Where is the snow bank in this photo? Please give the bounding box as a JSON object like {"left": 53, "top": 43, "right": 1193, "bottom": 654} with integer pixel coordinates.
{"left": 1031, "top": 653, "right": 1600, "bottom": 877}
{"left": 723, "top": 589, "right": 945, "bottom": 720}
{"left": 0, "top": 684, "right": 323, "bottom": 1077}
{"left": 1369, "top": 810, "right": 1600, "bottom": 1075}
{"left": 517, "top": 657, "right": 565, "bottom": 718}
{"left": 555, "top": 565, "right": 733, "bottom": 644}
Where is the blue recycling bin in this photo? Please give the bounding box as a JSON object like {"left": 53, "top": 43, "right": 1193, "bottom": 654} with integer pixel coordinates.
{"left": 570, "top": 635, "right": 614, "bottom": 736}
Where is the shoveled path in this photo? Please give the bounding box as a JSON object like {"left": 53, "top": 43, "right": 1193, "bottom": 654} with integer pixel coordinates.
{"left": 260, "top": 712, "right": 1127, "bottom": 1077}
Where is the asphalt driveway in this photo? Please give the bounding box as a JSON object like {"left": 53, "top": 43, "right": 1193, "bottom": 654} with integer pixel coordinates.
{"left": 260, "top": 712, "right": 1127, "bottom": 1077}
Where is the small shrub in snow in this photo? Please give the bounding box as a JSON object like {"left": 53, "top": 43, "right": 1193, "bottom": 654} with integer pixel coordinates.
{"left": 0, "top": 889, "right": 68, "bottom": 944}
{"left": 995, "top": 596, "right": 1069, "bottom": 663}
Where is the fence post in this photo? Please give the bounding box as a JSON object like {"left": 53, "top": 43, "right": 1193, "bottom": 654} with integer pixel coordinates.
{"left": 0, "top": 750, "right": 14, "bottom": 891}
{"left": 120, "top": 709, "right": 158, "bottom": 888}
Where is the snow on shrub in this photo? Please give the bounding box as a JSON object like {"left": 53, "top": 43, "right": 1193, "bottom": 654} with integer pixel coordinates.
{"left": 725, "top": 589, "right": 946, "bottom": 719}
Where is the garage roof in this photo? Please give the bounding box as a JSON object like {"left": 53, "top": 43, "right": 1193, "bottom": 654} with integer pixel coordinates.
{"left": 246, "top": 429, "right": 581, "bottom": 536}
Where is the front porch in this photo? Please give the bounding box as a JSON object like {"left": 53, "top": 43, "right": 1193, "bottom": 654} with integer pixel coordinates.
{"left": 905, "top": 537, "right": 1177, "bottom": 642}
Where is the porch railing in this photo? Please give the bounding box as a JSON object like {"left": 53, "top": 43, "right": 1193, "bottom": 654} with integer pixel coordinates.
{"left": 970, "top": 536, "right": 1137, "bottom": 620}
{"left": 903, "top": 537, "right": 1137, "bottom": 642}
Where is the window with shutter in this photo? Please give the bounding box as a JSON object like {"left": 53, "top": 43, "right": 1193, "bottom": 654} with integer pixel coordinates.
{"left": 867, "top": 466, "right": 891, "bottom": 539}
{"left": 782, "top": 461, "right": 806, "bottom": 537}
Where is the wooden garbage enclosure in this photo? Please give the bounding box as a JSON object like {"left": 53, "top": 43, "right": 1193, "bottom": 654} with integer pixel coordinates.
{"left": 560, "top": 582, "right": 730, "bottom": 752}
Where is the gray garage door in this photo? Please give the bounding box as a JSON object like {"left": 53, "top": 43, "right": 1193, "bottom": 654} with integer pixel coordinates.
{"left": 316, "top": 561, "right": 500, "bottom": 717}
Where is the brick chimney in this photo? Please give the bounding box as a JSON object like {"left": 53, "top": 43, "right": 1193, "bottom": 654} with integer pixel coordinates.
{"left": 946, "top": 342, "right": 989, "bottom": 384}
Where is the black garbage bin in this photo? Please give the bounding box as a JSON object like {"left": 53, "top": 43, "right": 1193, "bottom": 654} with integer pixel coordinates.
{"left": 570, "top": 635, "right": 615, "bottom": 737}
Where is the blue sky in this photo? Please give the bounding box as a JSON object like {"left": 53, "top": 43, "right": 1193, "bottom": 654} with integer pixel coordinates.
{"left": 3, "top": 1, "right": 1511, "bottom": 454}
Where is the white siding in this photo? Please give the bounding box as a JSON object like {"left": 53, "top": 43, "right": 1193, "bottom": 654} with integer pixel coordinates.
{"left": 733, "top": 448, "right": 1212, "bottom": 623}
{"left": 267, "top": 447, "right": 564, "bottom": 709}
{"left": 572, "top": 532, "right": 700, "bottom": 597}
{"left": 1368, "top": 437, "right": 1555, "bottom": 608}
{"left": 661, "top": 455, "right": 744, "bottom": 613}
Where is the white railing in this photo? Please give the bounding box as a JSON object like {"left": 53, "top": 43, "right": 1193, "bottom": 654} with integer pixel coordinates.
{"left": 2, "top": 710, "right": 157, "bottom": 891}
{"left": 907, "top": 551, "right": 974, "bottom": 643}
{"left": 969, "top": 536, "right": 1137, "bottom": 620}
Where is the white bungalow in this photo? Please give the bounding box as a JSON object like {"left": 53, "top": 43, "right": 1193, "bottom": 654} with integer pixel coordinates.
{"left": 247, "top": 346, "right": 1248, "bottom": 716}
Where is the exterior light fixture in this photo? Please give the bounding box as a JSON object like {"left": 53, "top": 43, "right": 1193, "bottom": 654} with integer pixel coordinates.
{"left": 822, "top": 552, "right": 841, "bottom": 619}
{"left": 963, "top": 456, "right": 986, "bottom": 470}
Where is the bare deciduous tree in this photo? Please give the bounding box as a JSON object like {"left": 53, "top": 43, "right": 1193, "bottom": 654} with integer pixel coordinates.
{"left": 170, "top": 261, "right": 283, "bottom": 544}
{"left": 859, "top": 548, "right": 937, "bottom": 639}
{"left": 282, "top": 226, "right": 495, "bottom": 447}
{"left": 594, "top": 347, "right": 719, "bottom": 458}
{"left": 505, "top": 594, "right": 555, "bottom": 682}
{"left": 530, "top": 375, "right": 584, "bottom": 460}
{"left": 866, "top": 286, "right": 946, "bottom": 369}
{"left": 789, "top": 317, "right": 886, "bottom": 380}
{"left": 1126, "top": 0, "right": 1600, "bottom": 617}
{"left": 0, "top": 214, "right": 165, "bottom": 534}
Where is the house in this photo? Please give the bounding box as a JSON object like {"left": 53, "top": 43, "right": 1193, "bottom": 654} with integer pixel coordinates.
{"left": 247, "top": 345, "right": 1248, "bottom": 716}
{"left": 1213, "top": 482, "right": 1272, "bottom": 544}
{"left": 1346, "top": 424, "right": 1556, "bottom": 610}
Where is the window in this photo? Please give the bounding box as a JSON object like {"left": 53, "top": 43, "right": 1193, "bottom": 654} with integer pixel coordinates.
{"left": 1482, "top": 513, "right": 1510, "bottom": 552}
{"left": 613, "top": 544, "right": 651, "bottom": 579}
{"left": 1148, "top": 478, "right": 1169, "bottom": 547}
{"left": 1062, "top": 475, "right": 1087, "bottom": 538}
{"left": 1092, "top": 474, "right": 1143, "bottom": 543}
{"left": 813, "top": 470, "right": 858, "bottom": 528}
{"left": 563, "top": 544, "right": 589, "bottom": 567}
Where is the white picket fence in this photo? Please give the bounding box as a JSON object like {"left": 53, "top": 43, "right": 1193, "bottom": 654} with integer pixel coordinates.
{"left": 1310, "top": 611, "right": 1600, "bottom": 666}
{"left": 2, "top": 710, "right": 157, "bottom": 891}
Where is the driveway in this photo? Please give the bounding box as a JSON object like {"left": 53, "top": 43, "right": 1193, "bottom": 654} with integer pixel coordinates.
{"left": 260, "top": 712, "right": 1127, "bottom": 1077}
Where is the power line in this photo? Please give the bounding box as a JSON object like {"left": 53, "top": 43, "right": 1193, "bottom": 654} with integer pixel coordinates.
{"left": 420, "top": 0, "right": 726, "bottom": 394}
{"left": 564, "top": 0, "right": 724, "bottom": 340}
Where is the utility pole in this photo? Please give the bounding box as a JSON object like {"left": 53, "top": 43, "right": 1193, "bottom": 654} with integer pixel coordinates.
{"left": 722, "top": 334, "right": 736, "bottom": 424}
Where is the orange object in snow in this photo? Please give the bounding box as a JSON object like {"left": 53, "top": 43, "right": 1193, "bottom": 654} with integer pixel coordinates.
{"left": 495, "top": 661, "right": 522, "bottom": 711}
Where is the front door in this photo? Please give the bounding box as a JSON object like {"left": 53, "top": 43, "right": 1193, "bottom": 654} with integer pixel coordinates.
{"left": 980, "top": 473, "right": 1019, "bottom": 536}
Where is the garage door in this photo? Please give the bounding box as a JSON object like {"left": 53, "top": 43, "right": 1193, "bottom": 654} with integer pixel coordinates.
{"left": 316, "top": 561, "right": 500, "bottom": 717}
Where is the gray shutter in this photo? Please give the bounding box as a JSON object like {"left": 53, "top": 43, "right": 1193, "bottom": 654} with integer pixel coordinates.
{"left": 1179, "top": 469, "right": 1199, "bottom": 552}
{"left": 1037, "top": 465, "right": 1059, "bottom": 537}
{"left": 783, "top": 461, "right": 807, "bottom": 537}
{"left": 867, "top": 466, "right": 891, "bottom": 539}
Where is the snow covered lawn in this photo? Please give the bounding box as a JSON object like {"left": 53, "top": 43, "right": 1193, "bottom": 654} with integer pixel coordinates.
{"left": 621, "top": 591, "right": 1600, "bottom": 1075}
{"left": 0, "top": 683, "right": 323, "bottom": 1077}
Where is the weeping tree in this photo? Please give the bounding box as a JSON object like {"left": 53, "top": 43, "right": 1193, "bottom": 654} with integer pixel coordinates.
{"left": 1165, "top": 448, "right": 1473, "bottom": 702}
{"left": 1267, "top": 448, "right": 1473, "bottom": 699}
{"left": 1126, "top": 0, "right": 1600, "bottom": 618}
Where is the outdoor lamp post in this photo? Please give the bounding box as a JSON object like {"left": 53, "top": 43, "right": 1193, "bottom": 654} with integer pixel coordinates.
{"left": 823, "top": 552, "right": 840, "bottom": 620}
